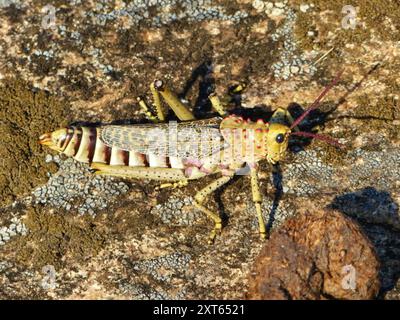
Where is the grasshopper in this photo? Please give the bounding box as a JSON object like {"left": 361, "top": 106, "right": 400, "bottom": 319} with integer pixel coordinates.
{"left": 39, "top": 72, "right": 343, "bottom": 243}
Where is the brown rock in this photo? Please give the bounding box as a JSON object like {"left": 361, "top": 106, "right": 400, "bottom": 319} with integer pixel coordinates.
{"left": 247, "top": 207, "right": 380, "bottom": 300}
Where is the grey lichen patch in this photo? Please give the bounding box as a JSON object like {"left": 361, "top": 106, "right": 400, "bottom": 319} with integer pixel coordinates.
{"left": 0, "top": 258, "right": 49, "bottom": 299}
{"left": 118, "top": 281, "right": 186, "bottom": 300}
{"left": 347, "top": 148, "right": 400, "bottom": 191}
{"left": 278, "top": 145, "right": 399, "bottom": 199}
{"left": 270, "top": 8, "right": 317, "bottom": 79}
{"left": 0, "top": 0, "right": 21, "bottom": 8}
{"left": 88, "top": 0, "right": 249, "bottom": 27}
{"left": 129, "top": 252, "right": 191, "bottom": 282}
{"left": 282, "top": 148, "right": 336, "bottom": 196}
{"left": 150, "top": 195, "right": 201, "bottom": 226}
{"left": 0, "top": 216, "right": 28, "bottom": 246}
{"left": 28, "top": 48, "right": 62, "bottom": 78}
{"left": 33, "top": 155, "right": 130, "bottom": 216}
{"left": 118, "top": 282, "right": 167, "bottom": 300}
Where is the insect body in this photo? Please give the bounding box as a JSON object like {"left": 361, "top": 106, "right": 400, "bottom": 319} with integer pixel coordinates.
{"left": 39, "top": 74, "right": 343, "bottom": 243}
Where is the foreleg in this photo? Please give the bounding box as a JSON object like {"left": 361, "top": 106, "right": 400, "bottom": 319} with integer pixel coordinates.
{"left": 250, "top": 166, "right": 267, "bottom": 239}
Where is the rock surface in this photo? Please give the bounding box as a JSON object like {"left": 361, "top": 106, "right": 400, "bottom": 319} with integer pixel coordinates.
{"left": 0, "top": 0, "right": 399, "bottom": 300}
{"left": 248, "top": 206, "right": 380, "bottom": 300}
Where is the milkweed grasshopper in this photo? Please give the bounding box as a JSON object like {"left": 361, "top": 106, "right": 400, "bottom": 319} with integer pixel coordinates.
{"left": 39, "top": 72, "right": 343, "bottom": 243}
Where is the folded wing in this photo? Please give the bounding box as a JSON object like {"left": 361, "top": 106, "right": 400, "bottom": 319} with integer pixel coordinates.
{"left": 99, "top": 118, "right": 228, "bottom": 160}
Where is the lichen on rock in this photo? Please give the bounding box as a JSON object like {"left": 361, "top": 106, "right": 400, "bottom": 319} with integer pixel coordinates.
{"left": 0, "top": 79, "right": 70, "bottom": 207}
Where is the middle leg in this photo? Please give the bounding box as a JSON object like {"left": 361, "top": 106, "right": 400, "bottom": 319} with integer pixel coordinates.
{"left": 193, "top": 174, "right": 234, "bottom": 244}
{"left": 208, "top": 83, "right": 247, "bottom": 117}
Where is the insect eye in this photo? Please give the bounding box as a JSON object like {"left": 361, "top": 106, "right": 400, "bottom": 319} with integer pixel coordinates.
{"left": 276, "top": 133, "right": 285, "bottom": 144}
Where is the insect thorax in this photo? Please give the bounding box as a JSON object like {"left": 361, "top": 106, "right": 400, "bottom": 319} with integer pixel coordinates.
{"left": 219, "top": 115, "right": 269, "bottom": 164}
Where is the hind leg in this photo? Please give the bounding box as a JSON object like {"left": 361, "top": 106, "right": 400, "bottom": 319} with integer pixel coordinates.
{"left": 153, "top": 80, "right": 196, "bottom": 121}
{"left": 136, "top": 78, "right": 166, "bottom": 123}
{"left": 137, "top": 96, "right": 163, "bottom": 123}
{"left": 137, "top": 79, "right": 196, "bottom": 122}
{"left": 92, "top": 163, "right": 188, "bottom": 181}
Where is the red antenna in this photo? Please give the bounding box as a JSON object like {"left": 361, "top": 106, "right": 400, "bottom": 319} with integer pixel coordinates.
{"left": 290, "top": 70, "right": 344, "bottom": 130}
{"left": 289, "top": 70, "right": 345, "bottom": 148}
{"left": 291, "top": 131, "right": 344, "bottom": 148}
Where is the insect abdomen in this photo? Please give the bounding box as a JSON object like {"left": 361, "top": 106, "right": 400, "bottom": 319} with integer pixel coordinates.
{"left": 63, "top": 126, "right": 184, "bottom": 169}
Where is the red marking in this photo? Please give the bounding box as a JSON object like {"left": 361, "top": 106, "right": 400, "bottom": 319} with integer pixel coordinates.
{"left": 73, "top": 130, "right": 82, "bottom": 156}
{"left": 184, "top": 167, "right": 193, "bottom": 178}
{"left": 104, "top": 146, "right": 112, "bottom": 165}
{"left": 183, "top": 158, "right": 203, "bottom": 168}
{"left": 61, "top": 129, "right": 73, "bottom": 151}
{"left": 199, "top": 166, "right": 212, "bottom": 174}
{"left": 87, "top": 127, "right": 97, "bottom": 163}
{"left": 255, "top": 128, "right": 263, "bottom": 133}
{"left": 141, "top": 153, "right": 149, "bottom": 167}
{"left": 256, "top": 145, "right": 261, "bottom": 149}
{"left": 248, "top": 162, "right": 257, "bottom": 169}
{"left": 121, "top": 150, "right": 129, "bottom": 166}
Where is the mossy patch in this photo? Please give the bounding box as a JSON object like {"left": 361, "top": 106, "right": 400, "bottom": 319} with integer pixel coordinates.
{"left": 317, "top": 142, "right": 349, "bottom": 167}
{"left": 0, "top": 79, "right": 71, "bottom": 207}
{"left": 14, "top": 206, "right": 105, "bottom": 269}
{"left": 354, "top": 94, "right": 398, "bottom": 121}
{"left": 293, "top": 0, "right": 400, "bottom": 50}
{"left": 352, "top": 94, "right": 400, "bottom": 141}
